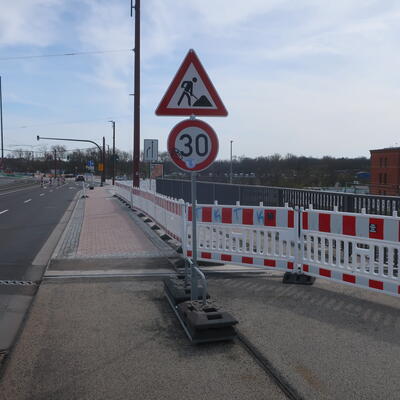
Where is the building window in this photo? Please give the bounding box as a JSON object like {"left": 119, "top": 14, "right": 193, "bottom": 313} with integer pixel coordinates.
{"left": 379, "top": 190, "right": 382, "bottom": 195}
{"left": 384, "top": 190, "right": 387, "bottom": 195}
{"left": 384, "top": 158, "right": 388, "bottom": 167}
{"left": 379, "top": 173, "right": 382, "bottom": 184}
{"left": 384, "top": 173, "right": 387, "bottom": 184}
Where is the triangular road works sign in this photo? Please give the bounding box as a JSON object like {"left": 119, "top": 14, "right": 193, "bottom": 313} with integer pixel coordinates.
{"left": 155, "top": 49, "right": 228, "bottom": 117}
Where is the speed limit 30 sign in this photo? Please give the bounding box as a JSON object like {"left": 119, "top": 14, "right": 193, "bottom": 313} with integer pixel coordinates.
{"left": 167, "top": 119, "right": 219, "bottom": 172}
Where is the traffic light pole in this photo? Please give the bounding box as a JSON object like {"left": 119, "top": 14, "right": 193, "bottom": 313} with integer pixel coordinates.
{"left": 37, "top": 135, "right": 106, "bottom": 186}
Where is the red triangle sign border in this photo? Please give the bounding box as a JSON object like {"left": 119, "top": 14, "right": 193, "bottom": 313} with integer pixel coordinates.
{"left": 155, "top": 49, "right": 228, "bottom": 117}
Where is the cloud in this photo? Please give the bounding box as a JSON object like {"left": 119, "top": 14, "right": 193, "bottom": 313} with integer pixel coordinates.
{"left": 0, "top": 0, "right": 65, "bottom": 47}
{"left": 4, "top": 0, "right": 400, "bottom": 159}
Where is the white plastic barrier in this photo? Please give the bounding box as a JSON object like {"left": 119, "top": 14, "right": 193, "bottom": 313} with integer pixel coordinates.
{"left": 115, "top": 181, "right": 132, "bottom": 204}
{"left": 115, "top": 181, "right": 400, "bottom": 297}
{"left": 131, "top": 188, "right": 185, "bottom": 242}
{"left": 185, "top": 203, "right": 298, "bottom": 272}
{"left": 115, "top": 182, "right": 185, "bottom": 242}
{"left": 299, "top": 207, "right": 400, "bottom": 296}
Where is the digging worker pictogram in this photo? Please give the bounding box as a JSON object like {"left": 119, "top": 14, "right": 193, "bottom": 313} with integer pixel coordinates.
{"left": 178, "top": 77, "right": 197, "bottom": 106}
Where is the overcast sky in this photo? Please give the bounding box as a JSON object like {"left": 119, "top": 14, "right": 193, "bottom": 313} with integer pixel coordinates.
{"left": 1, "top": 0, "right": 400, "bottom": 159}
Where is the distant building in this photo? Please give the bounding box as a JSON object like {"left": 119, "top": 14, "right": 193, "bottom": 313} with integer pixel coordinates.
{"left": 370, "top": 148, "right": 400, "bottom": 196}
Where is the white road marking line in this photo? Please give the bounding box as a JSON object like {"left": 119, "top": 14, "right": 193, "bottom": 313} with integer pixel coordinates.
{"left": 24, "top": 199, "right": 32, "bottom": 203}
{"left": 0, "top": 186, "right": 38, "bottom": 196}
{"left": 40, "top": 193, "right": 45, "bottom": 196}
{"left": 0, "top": 209, "right": 9, "bottom": 215}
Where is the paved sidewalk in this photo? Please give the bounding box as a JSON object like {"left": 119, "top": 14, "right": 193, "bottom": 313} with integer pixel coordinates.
{"left": 48, "top": 187, "right": 177, "bottom": 277}
{"left": 4, "top": 186, "right": 399, "bottom": 399}
{"left": 0, "top": 186, "right": 287, "bottom": 400}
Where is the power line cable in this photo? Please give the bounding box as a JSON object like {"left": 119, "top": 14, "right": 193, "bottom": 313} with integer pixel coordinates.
{"left": 0, "top": 48, "right": 134, "bottom": 61}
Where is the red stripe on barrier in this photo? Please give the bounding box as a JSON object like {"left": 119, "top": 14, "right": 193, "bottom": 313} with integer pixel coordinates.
{"left": 242, "top": 256, "right": 253, "bottom": 264}
{"left": 242, "top": 209, "right": 254, "bottom": 225}
{"left": 264, "top": 259, "right": 276, "bottom": 267}
{"left": 221, "top": 254, "right": 232, "bottom": 262}
{"left": 303, "top": 264, "right": 309, "bottom": 272}
{"left": 188, "top": 206, "right": 192, "bottom": 222}
{"left": 319, "top": 268, "right": 331, "bottom": 277}
{"left": 369, "top": 279, "right": 384, "bottom": 290}
{"left": 303, "top": 212, "right": 308, "bottom": 230}
{"left": 343, "top": 273, "right": 356, "bottom": 284}
{"left": 288, "top": 210, "right": 294, "bottom": 228}
{"left": 319, "top": 213, "right": 331, "bottom": 233}
{"left": 369, "top": 218, "right": 384, "bottom": 240}
{"left": 187, "top": 250, "right": 192, "bottom": 257}
{"left": 264, "top": 210, "right": 276, "bottom": 226}
{"left": 202, "top": 207, "right": 212, "bottom": 222}
{"left": 201, "top": 252, "right": 212, "bottom": 259}
{"left": 287, "top": 262, "right": 294, "bottom": 270}
{"left": 222, "top": 208, "right": 232, "bottom": 224}
{"left": 343, "top": 215, "right": 356, "bottom": 236}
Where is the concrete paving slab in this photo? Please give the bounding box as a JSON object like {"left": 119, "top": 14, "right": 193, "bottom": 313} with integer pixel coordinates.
{"left": 207, "top": 274, "right": 400, "bottom": 400}
{"left": 0, "top": 279, "right": 286, "bottom": 400}
{"left": 0, "top": 290, "right": 36, "bottom": 351}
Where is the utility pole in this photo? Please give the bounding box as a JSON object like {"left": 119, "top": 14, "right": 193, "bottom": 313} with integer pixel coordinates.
{"left": 230, "top": 140, "right": 233, "bottom": 184}
{"left": 109, "top": 120, "right": 116, "bottom": 185}
{"left": 0, "top": 76, "right": 4, "bottom": 170}
{"left": 131, "top": 0, "right": 140, "bottom": 187}
{"left": 102, "top": 136, "right": 106, "bottom": 185}
{"left": 54, "top": 149, "right": 57, "bottom": 178}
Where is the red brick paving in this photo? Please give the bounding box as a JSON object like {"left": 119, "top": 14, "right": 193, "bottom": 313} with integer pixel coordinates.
{"left": 77, "top": 188, "right": 159, "bottom": 258}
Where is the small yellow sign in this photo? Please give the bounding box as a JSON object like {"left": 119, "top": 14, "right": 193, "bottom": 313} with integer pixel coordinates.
{"left": 98, "top": 163, "right": 104, "bottom": 172}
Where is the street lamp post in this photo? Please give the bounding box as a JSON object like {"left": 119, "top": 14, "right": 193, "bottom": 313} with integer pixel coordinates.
{"left": 37, "top": 135, "right": 106, "bottom": 186}
{"left": 230, "top": 140, "right": 233, "bottom": 184}
{"left": 109, "top": 120, "right": 116, "bottom": 185}
{"left": 0, "top": 76, "right": 4, "bottom": 170}
{"left": 54, "top": 149, "right": 57, "bottom": 178}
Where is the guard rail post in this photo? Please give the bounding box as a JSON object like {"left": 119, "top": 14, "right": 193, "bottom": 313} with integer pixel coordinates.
{"left": 282, "top": 206, "right": 316, "bottom": 285}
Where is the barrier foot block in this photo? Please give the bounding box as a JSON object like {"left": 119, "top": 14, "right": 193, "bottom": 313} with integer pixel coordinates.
{"left": 282, "top": 272, "right": 315, "bottom": 285}
{"left": 163, "top": 277, "right": 209, "bottom": 305}
{"left": 177, "top": 300, "right": 238, "bottom": 343}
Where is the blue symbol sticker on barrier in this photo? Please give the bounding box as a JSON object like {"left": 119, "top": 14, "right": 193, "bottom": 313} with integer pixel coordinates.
{"left": 233, "top": 208, "right": 243, "bottom": 224}
{"left": 213, "top": 209, "right": 221, "bottom": 222}
{"left": 256, "top": 210, "right": 264, "bottom": 224}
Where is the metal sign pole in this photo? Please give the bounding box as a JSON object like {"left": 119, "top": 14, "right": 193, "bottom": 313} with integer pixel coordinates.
{"left": 191, "top": 171, "right": 198, "bottom": 268}
{"left": 149, "top": 161, "right": 152, "bottom": 191}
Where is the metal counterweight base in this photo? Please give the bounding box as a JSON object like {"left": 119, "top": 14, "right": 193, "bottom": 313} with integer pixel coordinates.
{"left": 164, "top": 289, "right": 237, "bottom": 344}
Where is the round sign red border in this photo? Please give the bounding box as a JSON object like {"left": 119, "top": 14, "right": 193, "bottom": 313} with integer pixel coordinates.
{"left": 167, "top": 119, "right": 219, "bottom": 172}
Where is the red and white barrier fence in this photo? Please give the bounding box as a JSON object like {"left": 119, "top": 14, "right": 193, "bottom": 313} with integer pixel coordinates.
{"left": 300, "top": 206, "right": 400, "bottom": 296}
{"left": 186, "top": 203, "right": 298, "bottom": 272}
{"left": 115, "top": 182, "right": 185, "bottom": 242}
{"left": 115, "top": 182, "right": 400, "bottom": 297}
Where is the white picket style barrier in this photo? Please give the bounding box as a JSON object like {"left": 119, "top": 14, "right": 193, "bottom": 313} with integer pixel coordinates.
{"left": 185, "top": 203, "right": 298, "bottom": 273}
{"left": 114, "top": 182, "right": 400, "bottom": 297}
{"left": 115, "top": 182, "right": 185, "bottom": 242}
{"left": 299, "top": 207, "right": 400, "bottom": 296}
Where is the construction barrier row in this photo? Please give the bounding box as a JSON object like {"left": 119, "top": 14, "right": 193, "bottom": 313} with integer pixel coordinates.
{"left": 115, "top": 182, "right": 400, "bottom": 297}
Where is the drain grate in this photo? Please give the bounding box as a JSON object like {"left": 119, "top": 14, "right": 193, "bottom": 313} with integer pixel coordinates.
{"left": 0, "top": 280, "right": 37, "bottom": 286}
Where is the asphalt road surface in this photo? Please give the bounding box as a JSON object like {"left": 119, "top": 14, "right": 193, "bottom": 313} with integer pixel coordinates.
{"left": 0, "top": 181, "right": 80, "bottom": 281}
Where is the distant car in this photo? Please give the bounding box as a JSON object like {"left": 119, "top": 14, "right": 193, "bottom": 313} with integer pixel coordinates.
{"left": 75, "top": 175, "right": 85, "bottom": 182}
